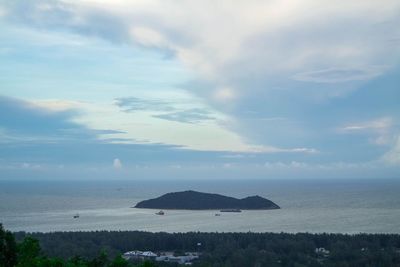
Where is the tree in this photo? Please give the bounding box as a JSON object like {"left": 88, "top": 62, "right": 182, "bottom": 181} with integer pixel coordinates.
{"left": 108, "top": 255, "right": 129, "bottom": 267}
{"left": 139, "top": 261, "right": 156, "bottom": 267}
{"left": 17, "top": 236, "right": 41, "bottom": 267}
{"left": 0, "top": 224, "right": 18, "bottom": 267}
{"left": 88, "top": 250, "right": 108, "bottom": 267}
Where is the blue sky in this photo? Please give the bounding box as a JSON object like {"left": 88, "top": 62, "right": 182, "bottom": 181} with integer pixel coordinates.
{"left": 0, "top": 0, "right": 399, "bottom": 180}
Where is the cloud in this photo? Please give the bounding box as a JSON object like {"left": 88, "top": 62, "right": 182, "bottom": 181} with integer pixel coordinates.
{"left": 21, "top": 162, "right": 42, "bottom": 170}
{"left": 0, "top": 96, "right": 124, "bottom": 143}
{"left": 292, "top": 67, "right": 386, "bottom": 83}
{"left": 1, "top": 0, "right": 399, "bottom": 166}
{"left": 0, "top": 96, "right": 90, "bottom": 142}
{"left": 340, "top": 117, "right": 393, "bottom": 132}
{"left": 1, "top": 93, "right": 397, "bottom": 179}
{"left": 213, "top": 87, "right": 237, "bottom": 102}
{"left": 382, "top": 136, "right": 400, "bottom": 165}
{"left": 114, "top": 97, "right": 174, "bottom": 112}
{"left": 115, "top": 97, "right": 215, "bottom": 124}
{"left": 339, "top": 117, "right": 396, "bottom": 146}
{"left": 0, "top": 6, "right": 6, "bottom": 17}
{"left": 263, "top": 160, "right": 381, "bottom": 171}
{"left": 153, "top": 109, "right": 215, "bottom": 124}
{"left": 3, "top": 0, "right": 399, "bottom": 96}
{"left": 0, "top": 96, "right": 214, "bottom": 165}
{"left": 113, "top": 158, "right": 122, "bottom": 169}
{"left": 130, "top": 26, "right": 167, "bottom": 48}
{"left": 0, "top": 96, "right": 316, "bottom": 170}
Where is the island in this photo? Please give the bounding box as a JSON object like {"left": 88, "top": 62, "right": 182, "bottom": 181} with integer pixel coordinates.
{"left": 134, "top": 190, "right": 280, "bottom": 210}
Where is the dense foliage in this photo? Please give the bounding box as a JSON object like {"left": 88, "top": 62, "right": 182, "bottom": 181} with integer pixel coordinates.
{"left": 3, "top": 224, "right": 400, "bottom": 266}
{"left": 0, "top": 224, "right": 155, "bottom": 267}
{"left": 135, "top": 190, "right": 280, "bottom": 210}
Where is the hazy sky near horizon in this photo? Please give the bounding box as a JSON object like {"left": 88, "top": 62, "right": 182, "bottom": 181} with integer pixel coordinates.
{"left": 0, "top": 0, "right": 399, "bottom": 180}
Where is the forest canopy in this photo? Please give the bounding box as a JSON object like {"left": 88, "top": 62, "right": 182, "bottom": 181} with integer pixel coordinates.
{"left": 3, "top": 225, "right": 399, "bottom": 267}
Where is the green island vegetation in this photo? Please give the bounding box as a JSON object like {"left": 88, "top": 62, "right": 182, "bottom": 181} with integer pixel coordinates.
{"left": 2, "top": 224, "right": 400, "bottom": 266}
{"left": 134, "top": 190, "right": 280, "bottom": 210}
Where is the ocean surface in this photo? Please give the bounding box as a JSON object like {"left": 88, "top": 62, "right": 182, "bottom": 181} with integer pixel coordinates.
{"left": 1, "top": 179, "right": 400, "bottom": 234}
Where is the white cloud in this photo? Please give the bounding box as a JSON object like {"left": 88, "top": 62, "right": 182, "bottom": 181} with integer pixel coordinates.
{"left": 221, "top": 154, "right": 246, "bottom": 159}
{"left": 341, "top": 117, "right": 392, "bottom": 132}
{"left": 33, "top": 99, "right": 85, "bottom": 112}
{"left": 244, "top": 145, "right": 318, "bottom": 154}
{"left": 263, "top": 160, "right": 378, "bottom": 170}
{"left": 292, "top": 66, "right": 386, "bottom": 83}
{"left": 2, "top": 0, "right": 399, "bottom": 161}
{"left": 21, "top": 162, "right": 42, "bottom": 170}
{"left": 213, "top": 87, "right": 236, "bottom": 102}
{"left": 0, "top": 6, "right": 6, "bottom": 17}
{"left": 130, "top": 26, "right": 166, "bottom": 47}
{"left": 339, "top": 117, "right": 395, "bottom": 146}
{"left": 4, "top": 0, "right": 400, "bottom": 97}
{"left": 382, "top": 136, "right": 400, "bottom": 165}
{"left": 22, "top": 163, "right": 30, "bottom": 168}
{"left": 113, "top": 158, "right": 122, "bottom": 169}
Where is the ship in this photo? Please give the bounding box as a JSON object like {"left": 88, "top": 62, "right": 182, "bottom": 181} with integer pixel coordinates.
{"left": 220, "top": 209, "right": 242, "bottom": 212}
{"left": 155, "top": 210, "right": 165, "bottom": 215}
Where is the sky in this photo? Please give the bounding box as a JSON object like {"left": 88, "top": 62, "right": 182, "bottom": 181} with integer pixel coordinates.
{"left": 0, "top": 0, "right": 399, "bottom": 180}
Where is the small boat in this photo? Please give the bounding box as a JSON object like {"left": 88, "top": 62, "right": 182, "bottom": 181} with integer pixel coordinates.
{"left": 73, "top": 214, "right": 80, "bottom": 218}
{"left": 155, "top": 210, "right": 165, "bottom": 215}
{"left": 220, "top": 209, "right": 242, "bottom": 212}
{"left": 215, "top": 213, "right": 221, "bottom": 216}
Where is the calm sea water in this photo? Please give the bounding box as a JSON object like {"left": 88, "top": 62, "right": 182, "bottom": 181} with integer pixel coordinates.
{"left": 1, "top": 179, "right": 400, "bottom": 233}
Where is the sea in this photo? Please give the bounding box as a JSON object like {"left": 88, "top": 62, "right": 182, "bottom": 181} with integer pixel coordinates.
{"left": 1, "top": 178, "right": 400, "bottom": 234}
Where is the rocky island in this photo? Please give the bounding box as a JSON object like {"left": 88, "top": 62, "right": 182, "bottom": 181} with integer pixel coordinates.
{"left": 134, "top": 190, "right": 280, "bottom": 210}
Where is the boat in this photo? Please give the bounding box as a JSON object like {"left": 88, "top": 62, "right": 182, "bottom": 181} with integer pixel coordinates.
{"left": 215, "top": 213, "right": 221, "bottom": 216}
{"left": 220, "top": 209, "right": 242, "bottom": 212}
{"left": 73, "top": 214, "right": 80, "bottom": 218}
{"left": 155, "top": 210, "right": 165, "bottom": 215}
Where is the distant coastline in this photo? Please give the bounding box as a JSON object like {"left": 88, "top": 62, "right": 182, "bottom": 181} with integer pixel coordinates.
{"left": 134, "top": 190, "right": 280, "bottom": 210}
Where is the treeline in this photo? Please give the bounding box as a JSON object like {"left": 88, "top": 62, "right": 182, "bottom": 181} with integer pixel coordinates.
{"left": 0, "top": 224, "right": 155, "bottom": 267}
{"left": 7, "top": 226, "right": 400, "bottom": 266}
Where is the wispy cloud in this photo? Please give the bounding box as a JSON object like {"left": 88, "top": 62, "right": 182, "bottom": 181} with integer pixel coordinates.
{"left": 339, "top": 117, "right": 397, "bottom": 146}
{"left": 114, "top": 97, "right": 175, "bottom": 112}
{"left": 115, "top": 97, "right": 215, "bottom": 124}
{"left": 292, "top": 67, "right": 386, "bottom": 83}
{"left": 340, "top": 117, "right": 393, "bottom": 132}
{"left": 153, "top": 109, "right": 215, "bottom": 124}
{"left": 382, "top": 136, "right": 400, "bottom": 165}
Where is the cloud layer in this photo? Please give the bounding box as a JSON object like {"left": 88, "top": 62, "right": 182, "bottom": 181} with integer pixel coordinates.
{"left": 4, "top": 0, "right": 400, "bottom": 94}
{"left": 0, "top": 0, "right": 400, "bottom": 179}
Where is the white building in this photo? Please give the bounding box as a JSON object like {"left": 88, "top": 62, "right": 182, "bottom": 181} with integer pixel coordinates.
{"left": 315, "top": 247, "right": 330, "bottom": 257}
{"left": 123, "top": 250, "right": 157, "bottom": 260}
{"left": 123, "top": 250, "right": 199, "bottom": 264}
